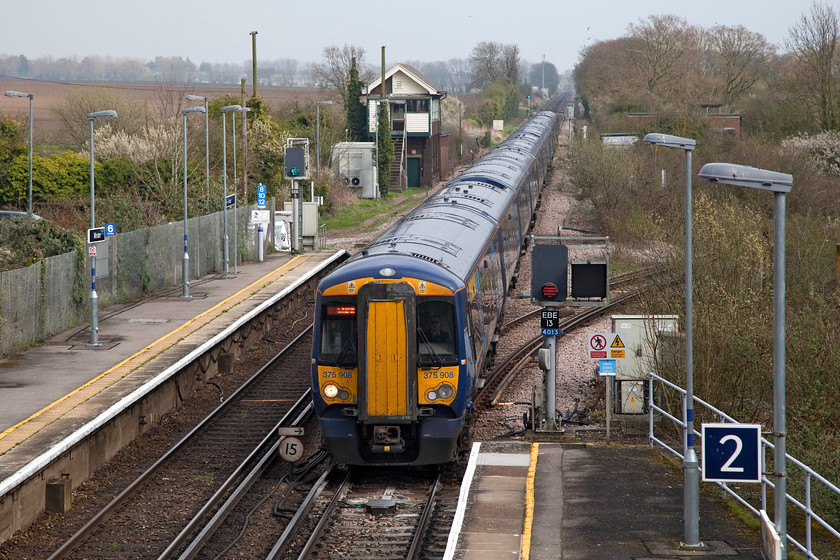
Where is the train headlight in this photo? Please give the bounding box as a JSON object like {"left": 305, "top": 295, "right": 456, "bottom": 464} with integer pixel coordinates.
{"left": 437, "top": 383, "right": 454, "bottom": 399}
{"left": 323, "top": 383, "right": 339, "bottom": 398}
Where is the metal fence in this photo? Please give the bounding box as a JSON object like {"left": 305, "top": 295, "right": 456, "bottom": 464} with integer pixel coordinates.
{"left": 648, "top": 372, "right": 840, "bottom": 559}
{"left": 0, "top": 204, "right": 268, "bottom": 355}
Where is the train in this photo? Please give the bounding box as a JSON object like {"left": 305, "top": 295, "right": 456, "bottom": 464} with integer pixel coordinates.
{"left": 311, "top": 107, "right": 564, "bottom": 465}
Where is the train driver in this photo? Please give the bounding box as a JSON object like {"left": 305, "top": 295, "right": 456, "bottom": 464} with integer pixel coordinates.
{"left": 426, "top": 315, "right": 451, "bottom": 344}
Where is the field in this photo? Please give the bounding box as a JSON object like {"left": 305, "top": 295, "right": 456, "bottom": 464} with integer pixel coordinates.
{"left": 0, "top": 79, "right": 329, "bottom": 146}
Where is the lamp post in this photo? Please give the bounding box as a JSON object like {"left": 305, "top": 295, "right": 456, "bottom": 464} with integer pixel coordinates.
{"left": 5, "top": 91, "right": 34, "bottom": 215}
{"left": 185, "top": 95, "right": 209, "bottom": 205}
{"left": 180, "top": 106, "right": 206, "bottom": 299}
{"left": 643, "top": 133, "right": 700, "bottom": 549}
{"left": 220, "top": 105, "right": 242, "bottom": 279}
{"left": 698, "top": 163, "right": 792, "bottom": 559}
{"left": 87, "top": 109, "right": 117, "bottom": 347}
{"left": 230, "top": 106, "right": 249, "bottom": 274}
{"left": 316, "top": 100, "right": 333, "bottom": 180}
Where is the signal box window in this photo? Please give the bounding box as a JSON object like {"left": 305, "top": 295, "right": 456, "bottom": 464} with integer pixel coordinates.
{"left": 319, "top": 304, "right": 357, "bottom": 367}
{"left": 417, "top": 301, "right": 457, "bottom": 367}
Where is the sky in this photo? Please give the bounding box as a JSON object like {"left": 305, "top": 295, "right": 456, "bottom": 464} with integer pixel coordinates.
{"left": 1, "top": 0, "right": 821, "bottom": 74}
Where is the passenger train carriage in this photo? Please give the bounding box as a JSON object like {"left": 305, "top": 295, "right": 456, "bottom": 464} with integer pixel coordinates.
{"left": 312, "top": 110, "right": 563, "bottom": 465}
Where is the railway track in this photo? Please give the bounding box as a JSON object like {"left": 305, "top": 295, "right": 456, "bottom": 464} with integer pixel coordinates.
{"left": 45, "top": 324, "right": 315, "bottom": 560}
{"left": 476, "top": 268, "right": 659, "bottom": 409}
{"left": 269, "top": 465, "right": 460, "bottom": 560}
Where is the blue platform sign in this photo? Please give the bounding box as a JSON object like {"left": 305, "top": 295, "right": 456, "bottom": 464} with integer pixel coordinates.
{"left": 105, "top": 223, "right": 117, "bottom": 236}
{"left": 225, "top": 193, "right": 236, "bottom": 208}
{"left": 257, "top": 183, "right": 266, "bottom": 209}
{"left": 702, "top": 423, "right": 762, "bottom": 483}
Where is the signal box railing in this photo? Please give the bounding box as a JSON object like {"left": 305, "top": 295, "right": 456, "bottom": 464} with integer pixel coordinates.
{"left": 647, "top": 372, "right": 840, "bottom": 560}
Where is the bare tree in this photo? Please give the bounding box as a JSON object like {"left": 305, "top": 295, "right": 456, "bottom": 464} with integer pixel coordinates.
{"left": 312, "top": 45, "right": 371, "bottom": 105}
{"left": 626, "top": 15, "right": 702, "bottom": 104}
{"left": 705, "top": 25, "right": 776, "bottom": 107}
{"left": 501, "top": 44, "right": 521, "bottom": 83}
{"left": 469, "top": 41, "right": 504, "bottom": 89}
{"left": 786, "top": 2, "right": 840, "bottom": 130}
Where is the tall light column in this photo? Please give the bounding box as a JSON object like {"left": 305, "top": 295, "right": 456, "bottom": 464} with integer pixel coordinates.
{"left": 316, "top": 100, "right": 333, "bottom": 180}
{"left": 185, "top": 95, "right": 209, "bottom": 205}
{"left": 5, "top": 91, "right": 34, "bottom": 215}
{"left": 698, "top": 163, "right": 793, "bottom": 559}
{"left": 220, "top": 105, "right": 242, "bottom": 279}
{"left": 643, "top": 133, "right": 700, "bottom": 549}
{"left": 181, "top": 106, "right": 206, "bottom": 299}
{"left": 87, "top": 109, "right": 118, "bottom": 347}
{"left": 231, "top": 106, "right": 249, "bottom": 274}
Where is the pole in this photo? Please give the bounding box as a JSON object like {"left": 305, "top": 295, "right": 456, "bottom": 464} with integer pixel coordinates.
{"left": 316, "top": 103, "right": 321, "bottom": 179}
{"left": 27, "top": 94, "right": 33, "bottom": 216}
{"left": 88, "top": 118, "right": 99, "bottom": 347}
{"left": 250, "top": 31, "right": 258, "bottom": 97}
{"left": 182, "top": 112, "right": 190, "bottom": 298}
{"left": 204, "top": 98, "right": 209, "bottom": 206}
{"left": 544, "top": 333, "right": 557, "bottom": 430}
{"left": 774, "top": 191, "right": 787, "bottom": 558}
{"left": 222, "top": 113, "right": 229, "bottom": 279}
{"left": 682, "top": 148, "right": 702, "bottom": 550}
{"left": 241, "top": 80, "right": 248, "bottom": 204}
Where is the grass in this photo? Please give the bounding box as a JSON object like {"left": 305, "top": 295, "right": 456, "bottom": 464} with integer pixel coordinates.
{"left": 321, "top": 188, "right": 432, "bottom": 233}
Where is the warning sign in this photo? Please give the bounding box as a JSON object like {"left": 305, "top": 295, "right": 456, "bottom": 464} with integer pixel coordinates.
{"left": 588, "top": 333, "right": 627, "bottom": 360}
{"left": 610, "top": 335, "right": 626, "bottom": 358}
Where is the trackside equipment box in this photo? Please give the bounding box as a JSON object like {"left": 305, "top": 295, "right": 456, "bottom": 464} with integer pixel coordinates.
{"left": 611, "top": 315, "right": 679, "bottom": 381}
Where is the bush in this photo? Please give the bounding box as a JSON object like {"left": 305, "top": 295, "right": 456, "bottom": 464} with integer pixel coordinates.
{"left": 1, "top": 151, "right": 90, "bottom": 205}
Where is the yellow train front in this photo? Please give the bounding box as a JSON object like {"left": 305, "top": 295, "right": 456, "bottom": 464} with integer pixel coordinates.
{"left": 312, "top": 253, "right": 477, "bottom": 465}
{"left": 311, "top": 109, "right": 562, "bottom": 465}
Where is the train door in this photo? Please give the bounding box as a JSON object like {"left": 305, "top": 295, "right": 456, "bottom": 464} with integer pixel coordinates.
{"left": 357, "top": 282, "right": 417, "bottom": 423}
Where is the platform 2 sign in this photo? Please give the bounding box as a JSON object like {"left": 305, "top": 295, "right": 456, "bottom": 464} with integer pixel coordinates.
{"left": 701, "top": 423, "right": 762, "bottom": 483}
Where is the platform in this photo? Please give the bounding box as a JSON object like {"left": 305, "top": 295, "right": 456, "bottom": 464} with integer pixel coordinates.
{"left": 0, "top": 250, "right": 346, "bottom": 541}
{"left": 448, "top": 440, "right": 765, "bottom": 559}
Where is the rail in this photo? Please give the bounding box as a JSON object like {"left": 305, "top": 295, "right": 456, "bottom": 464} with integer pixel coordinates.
{"left": 647, "top": 372, "right": 840, "bottom": 559}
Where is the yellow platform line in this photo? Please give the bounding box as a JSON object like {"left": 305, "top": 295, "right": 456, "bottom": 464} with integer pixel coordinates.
{"left": 0, "top": 255, "right": 306, "bottom": 454}
{"left": 520, "top": 442, "right": 540, "bottom": 560}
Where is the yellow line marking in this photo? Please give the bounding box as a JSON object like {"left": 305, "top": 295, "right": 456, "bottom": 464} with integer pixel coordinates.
{"left": 0, "top": 256, "right": 306, "bottom": 452}
{"left": 520, "top": 442, "right": 540, "bottom": 560}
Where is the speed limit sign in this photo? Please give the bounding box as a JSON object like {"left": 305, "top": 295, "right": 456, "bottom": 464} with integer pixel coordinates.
{"left": 278, "top": 436, "right": 305, "bottom": 462}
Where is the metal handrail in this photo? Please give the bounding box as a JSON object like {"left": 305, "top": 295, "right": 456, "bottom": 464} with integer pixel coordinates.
{"left": 648, "top": 372, "right": 840, "bottom": 559}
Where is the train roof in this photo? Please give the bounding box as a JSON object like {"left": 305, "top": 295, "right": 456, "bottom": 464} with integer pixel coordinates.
{"left": 319, "top": 110, "right": 560, "bottom": 292}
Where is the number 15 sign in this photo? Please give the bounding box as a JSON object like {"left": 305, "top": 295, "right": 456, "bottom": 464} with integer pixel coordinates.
{"left": 702, "top": 423, "right": 762, "bottom": 483}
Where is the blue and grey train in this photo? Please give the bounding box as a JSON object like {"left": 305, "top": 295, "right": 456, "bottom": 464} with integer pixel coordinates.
{"left": 311, "top": 109, "right": 563, "bottom": 465}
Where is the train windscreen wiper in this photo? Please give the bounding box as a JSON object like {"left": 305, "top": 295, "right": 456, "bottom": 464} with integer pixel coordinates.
{"left": 416, "top": 328, "right": 443, "bottom": 368}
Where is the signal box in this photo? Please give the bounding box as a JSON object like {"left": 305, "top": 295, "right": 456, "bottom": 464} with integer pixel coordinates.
{"left": 531, "top": 244, "right": 568, "bottom": 304}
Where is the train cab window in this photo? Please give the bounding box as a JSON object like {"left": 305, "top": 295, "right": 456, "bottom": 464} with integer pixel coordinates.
{"left": 417, "top": 302, "right": 458, "bottom": 367}
{"left": 319, "top": 304, "right": 357, "bottom": 367}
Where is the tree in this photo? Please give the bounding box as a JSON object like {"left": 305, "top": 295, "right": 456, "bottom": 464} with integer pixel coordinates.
{"left": 376, "top": 103, "right": 393, "bottom": 197}
{"left": 786, "top": 2, "right": 840, "bottom": 130}
{"left": 345, "top": 57, "right": 367, "bottom": 141}
{"left": 529, "top": 60, "right": 561, "bottom": 94}
{"left": 626, "top": 15, "right": 703, "bottom": 104}
{"left": 313, "top": 45, "right": 370, "bottom": 106}
{"left": 705, "top": 25, "right": 776, "bottom": 107}
{"left": 469, "top": 41, "right": 504, "bottom": 89}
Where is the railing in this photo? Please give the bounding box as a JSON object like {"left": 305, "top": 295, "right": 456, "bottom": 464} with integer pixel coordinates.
{"left": 318, "top": 224, "right": 327, "bottom": 250}
{"left": 648, "top": 372, "right": 840, "bottom": 559}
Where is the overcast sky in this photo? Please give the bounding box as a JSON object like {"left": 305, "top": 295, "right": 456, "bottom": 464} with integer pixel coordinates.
{"left": 2, "top": 0, "right": 821, "bottom": 74}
